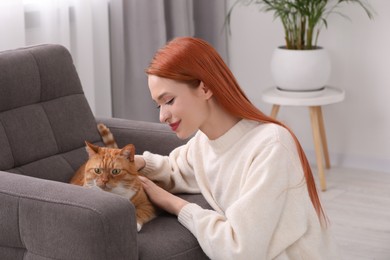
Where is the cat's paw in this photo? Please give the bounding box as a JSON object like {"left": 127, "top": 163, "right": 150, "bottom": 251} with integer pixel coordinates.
{"left": 137, "top": 223, "right": 142, "bottom": 232}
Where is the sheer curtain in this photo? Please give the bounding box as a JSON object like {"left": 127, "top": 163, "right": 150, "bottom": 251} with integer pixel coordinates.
{"left": 0, "top": 0, "right": 112, "bottom": 117}
{"left": 0, "top": 0, "right": 228, "bottom": 121}
{"left": 109, "top": 0, "right": 228, "bottom": 122}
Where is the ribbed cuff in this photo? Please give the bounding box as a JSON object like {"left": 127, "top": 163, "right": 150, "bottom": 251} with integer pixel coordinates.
{"left": 139, "top": 151, "right": 159, "bottom": 177}
{"left": 178, "top": 203, "right": 202, "bottom": 233}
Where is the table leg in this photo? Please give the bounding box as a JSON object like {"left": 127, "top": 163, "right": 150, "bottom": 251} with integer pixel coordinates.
{"left": 309, "top": 106, "right": 326, "bottom": 191}
{"left": 317, "top": 107, "right": 331, "bottom": 169}
{"left": 270, "top": 105, "right": 280, "bottom": 119}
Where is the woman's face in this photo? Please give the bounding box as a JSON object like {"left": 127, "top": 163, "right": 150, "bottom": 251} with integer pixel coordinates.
{"left": 148, "top": 75, "right": 212, "bottom": 139}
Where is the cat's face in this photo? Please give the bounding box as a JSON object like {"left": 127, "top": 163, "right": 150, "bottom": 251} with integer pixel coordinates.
{"left": 83, "top": 142, "right": 139, "bottom": 198}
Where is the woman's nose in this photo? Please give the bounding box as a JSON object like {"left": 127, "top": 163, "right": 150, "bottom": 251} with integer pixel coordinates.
{"left": 159, "top": 106, "right": 170, "bottom": 123}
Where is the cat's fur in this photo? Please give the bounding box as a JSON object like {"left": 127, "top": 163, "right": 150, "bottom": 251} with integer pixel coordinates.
{"left": 70, "top": 126, "right": 156, "bottom": 231}
{"left": 97, "top": 123, "right": 118, "bottom": 148}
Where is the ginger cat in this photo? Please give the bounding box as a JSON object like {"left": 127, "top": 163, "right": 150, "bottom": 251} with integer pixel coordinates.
{"left": 71, "top": 134, "right": 156, "bottom": 231}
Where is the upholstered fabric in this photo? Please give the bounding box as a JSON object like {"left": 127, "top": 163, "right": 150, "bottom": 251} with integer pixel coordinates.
{"left": 0, "top": 45, "right": 100, "bottom": 180}
{"left": 0, "top": 44, "right": 209, "bottom": 259}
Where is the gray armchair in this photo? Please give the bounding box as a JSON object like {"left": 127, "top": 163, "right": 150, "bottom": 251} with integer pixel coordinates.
{"left": 0, "top": 44, "right": 209, "bottom": 259}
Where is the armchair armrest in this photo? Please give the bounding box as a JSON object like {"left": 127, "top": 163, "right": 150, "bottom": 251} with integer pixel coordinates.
{"left": 0, "top": 171, "right": 137, "bottom": 260}
{"left": 96, "top": 117, "right": 187, "bottom": 155}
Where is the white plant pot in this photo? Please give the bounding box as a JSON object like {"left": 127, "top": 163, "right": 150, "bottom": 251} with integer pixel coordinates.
{"left": 270, "top": 46, "right": 331, "bottom": 92}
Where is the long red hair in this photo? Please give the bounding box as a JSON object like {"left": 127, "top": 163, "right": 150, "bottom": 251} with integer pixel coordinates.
{"left": 145, "top": 37, "right": 327, "bottom": 226}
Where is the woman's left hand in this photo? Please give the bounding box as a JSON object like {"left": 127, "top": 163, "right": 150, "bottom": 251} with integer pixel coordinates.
{"left": 138, "top": 176, "right": 189, "bottom": 216}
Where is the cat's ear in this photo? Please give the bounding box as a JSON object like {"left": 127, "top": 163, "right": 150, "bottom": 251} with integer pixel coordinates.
{"left": 85, "top": 141, "right": 100, "bottom": 157}
{"left": 120, "top": 144, "right": 135, "bottom": 162}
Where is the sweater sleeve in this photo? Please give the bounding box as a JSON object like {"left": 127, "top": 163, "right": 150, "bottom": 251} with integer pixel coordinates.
{"left": 178, "top": 142, "right": 311, "bottom": 260}
{"left": 140, "top": 140, "right": 200, "bottom": 194}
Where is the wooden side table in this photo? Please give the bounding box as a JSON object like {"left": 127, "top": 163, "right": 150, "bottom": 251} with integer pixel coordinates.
{"left": 261, "top": 86, "right": 345, "bottom": 191}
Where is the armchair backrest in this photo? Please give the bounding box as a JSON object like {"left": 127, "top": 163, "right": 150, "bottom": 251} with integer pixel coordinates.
{"left": 0, "top": 44, "right": 100, "bottom": 182}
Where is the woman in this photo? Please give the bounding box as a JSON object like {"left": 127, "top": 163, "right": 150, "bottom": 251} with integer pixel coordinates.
{"left": 136, "top": 37, "right": 339, "bottom": 259}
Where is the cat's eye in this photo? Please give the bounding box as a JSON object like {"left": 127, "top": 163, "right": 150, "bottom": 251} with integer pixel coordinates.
{"left": 111, "top": 169, "right": 121, "bottom": 175}
{"left": 94, "top": 168, "right": 102, "bottom": 174}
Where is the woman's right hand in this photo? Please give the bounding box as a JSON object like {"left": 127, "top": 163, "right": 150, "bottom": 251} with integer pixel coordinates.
{"left": 134, "top": 155, "right": 146, "bottom": 171}
{"left": 138, "top": 176, "right": 188, "bottom": 216}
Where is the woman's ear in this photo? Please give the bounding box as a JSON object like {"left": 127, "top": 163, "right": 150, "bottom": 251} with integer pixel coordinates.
{"left": 199, "top": 81, "right": 213, "bottom": 100}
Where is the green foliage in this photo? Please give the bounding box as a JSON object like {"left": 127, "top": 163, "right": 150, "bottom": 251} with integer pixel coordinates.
{"left": 227, "top": 0, "right": 374, "bottom": 50}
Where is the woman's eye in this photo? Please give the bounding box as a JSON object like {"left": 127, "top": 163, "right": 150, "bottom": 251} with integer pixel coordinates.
{"left": 155, "top": 98, "right": 174, "bottom": 109}
{"left": 166, "top": 98, "right": 175, "bottom": 105}
{"left": 111, "top": 169, "right": 121, "bottom": 175}
{"left": 94, "top": 168, "right": 101, "bottom": 174}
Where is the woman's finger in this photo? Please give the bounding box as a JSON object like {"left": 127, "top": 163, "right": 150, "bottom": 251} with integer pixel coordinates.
{"left": 138, "top": 175, "right": 155, "bottom": 190}
{"left": 137, "top": 176, "right": 188, "bottom": 215}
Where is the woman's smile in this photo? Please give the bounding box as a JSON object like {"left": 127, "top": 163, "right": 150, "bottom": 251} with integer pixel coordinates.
{"left": 169, "top": 120, "right": 181, "bottom": 131}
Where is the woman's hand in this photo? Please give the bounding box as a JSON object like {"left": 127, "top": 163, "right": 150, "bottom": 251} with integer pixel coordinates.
{"left": 134, "top": 155, "right": 146, "bottom": 171}
{"left": 139, "top": 176, "right": 189, "bottom": 216}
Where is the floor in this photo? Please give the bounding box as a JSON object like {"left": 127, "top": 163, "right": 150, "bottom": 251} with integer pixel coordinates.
{"left": 314, "top": 167, "right": 390, "bottom": 260}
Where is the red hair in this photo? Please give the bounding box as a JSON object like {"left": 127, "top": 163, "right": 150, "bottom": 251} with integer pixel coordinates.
{"left": 146, "top": 37, "right": 327, "bottom": 226}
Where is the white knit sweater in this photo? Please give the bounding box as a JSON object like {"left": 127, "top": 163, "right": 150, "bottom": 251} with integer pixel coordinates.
{"left": 141, "top": 119, "right": 339, "bottom": 260}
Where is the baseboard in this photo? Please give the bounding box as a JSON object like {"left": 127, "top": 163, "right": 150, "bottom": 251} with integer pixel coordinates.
{"left": 305, "top": 150, "right": 390, "bottom": 174}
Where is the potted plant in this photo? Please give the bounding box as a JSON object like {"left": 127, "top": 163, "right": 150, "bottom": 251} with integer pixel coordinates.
{"left": 227, "top": 0, "right": 374, "bottom": 92}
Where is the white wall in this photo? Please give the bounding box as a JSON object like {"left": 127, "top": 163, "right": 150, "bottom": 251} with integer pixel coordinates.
{"left": 227, "top": 0, "right": 390, "bottom": 173}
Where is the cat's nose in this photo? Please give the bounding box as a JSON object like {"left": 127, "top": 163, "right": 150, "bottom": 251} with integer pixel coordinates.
{"left": 97, "top": 178, "right": 108, "bottom": 187}
{"left": 101, "top": 176, "right": 109, "bottom": 183}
